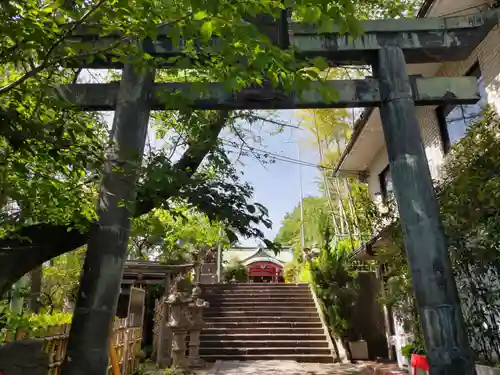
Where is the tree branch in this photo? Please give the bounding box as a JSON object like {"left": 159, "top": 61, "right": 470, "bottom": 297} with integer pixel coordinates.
{"left": 135, "top": 110, "right": 229, "bottom": 216}
{"left": 0, "top": 111, "right": 230, "bottom": 295}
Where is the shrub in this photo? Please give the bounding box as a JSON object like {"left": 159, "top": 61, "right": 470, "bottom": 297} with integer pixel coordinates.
{"left": 223, "top": 260, "right": 248, "bottom": 282}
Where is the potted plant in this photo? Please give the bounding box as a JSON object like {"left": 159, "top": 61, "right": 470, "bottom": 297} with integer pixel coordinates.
{"left": 402, "top": 343, "right": 428, "bottom": 374}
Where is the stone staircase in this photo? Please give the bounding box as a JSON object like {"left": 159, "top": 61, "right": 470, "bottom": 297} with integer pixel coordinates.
{"left": 199, "top": 283, "right": 335, "bottom": 363}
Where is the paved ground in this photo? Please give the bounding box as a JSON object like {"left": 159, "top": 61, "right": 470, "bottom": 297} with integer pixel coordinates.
{"left": 194, "top": 360, "right": 374, "bottom": 375}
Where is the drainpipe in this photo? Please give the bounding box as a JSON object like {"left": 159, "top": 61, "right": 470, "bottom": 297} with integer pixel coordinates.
{"left": 376, "top": 264, "right": 395, "bottom": 361}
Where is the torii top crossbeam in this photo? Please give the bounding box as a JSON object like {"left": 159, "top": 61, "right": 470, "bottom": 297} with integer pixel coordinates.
{"left": 56, "top": 9, "right": 498, "bottom": 110}
{"left": 69, "top": 9, "right": 500, "bottom": 68}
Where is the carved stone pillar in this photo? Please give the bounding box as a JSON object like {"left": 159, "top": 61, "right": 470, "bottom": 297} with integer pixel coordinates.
{"left": 167, "top": 288, "right": 191, "bottom": 373}
{"left": 191, "top": 248, "right": 202, "bottom": 285}
{"left": 188, "top": 284, "right": 209, "bottom": 368}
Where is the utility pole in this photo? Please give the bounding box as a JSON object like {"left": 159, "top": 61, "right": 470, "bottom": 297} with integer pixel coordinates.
{"left": 217, "top": 226, "right": 223, "bottom": 283}
{"left": 298, "top": 144, "right": 305, "bottom": 251}
{"left": 297, "top": 144, "right": 306, "bottom": 284}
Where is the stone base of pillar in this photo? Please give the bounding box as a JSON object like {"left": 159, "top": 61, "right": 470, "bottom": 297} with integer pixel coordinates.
{"left": 188, "top": 357, "right": 207, "bottom": 369}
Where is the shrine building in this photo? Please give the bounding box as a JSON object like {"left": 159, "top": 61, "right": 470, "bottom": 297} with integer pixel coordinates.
{"left": 223, "top": 247, "right": 293, "bottom": 283}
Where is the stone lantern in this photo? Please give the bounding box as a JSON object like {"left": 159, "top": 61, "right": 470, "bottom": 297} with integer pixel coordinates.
{"left": 187, "top": 284, "right": 209, "bottom": 368}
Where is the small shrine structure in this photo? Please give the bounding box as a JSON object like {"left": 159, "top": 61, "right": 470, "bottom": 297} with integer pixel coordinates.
{"left": 224, "top": 247, "right": 293, "bottom": 283}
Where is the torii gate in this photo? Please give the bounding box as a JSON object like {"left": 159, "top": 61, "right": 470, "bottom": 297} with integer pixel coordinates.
{"left": 56, "top": 9, "right": 500, "bottom": 375}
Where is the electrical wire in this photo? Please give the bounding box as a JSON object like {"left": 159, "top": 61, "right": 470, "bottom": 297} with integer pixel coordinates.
{"left": 221, "top": 139, "right": 337, "bottom": 170}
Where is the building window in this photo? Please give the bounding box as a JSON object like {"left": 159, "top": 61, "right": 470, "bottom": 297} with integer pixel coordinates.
{"left": 379, "top": 165, "right": 393, "bottom": 202}
{"left": 436, "top": 63, "right": 488, "bottom": 154}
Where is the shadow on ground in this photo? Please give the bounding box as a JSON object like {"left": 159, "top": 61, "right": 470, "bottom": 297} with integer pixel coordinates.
{"left": 195, "top": 360, "right": 373, "bottom": 375}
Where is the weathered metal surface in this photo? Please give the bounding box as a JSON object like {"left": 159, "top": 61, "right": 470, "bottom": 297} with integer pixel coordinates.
{"left": 55, "top": 76, "right": 479, "bottom": 111}
{"left": 0, "top": 340, "right": 49, "bottom": 375}
{"left": 293, "top": 29, "right": 490, "bottom": 64}
{"left": 60, "top": 64, "right": 155, "bottom": 375}
{"left": 65, "top": 9, "right": 499, "bottom": 68}
{"left": 293, "top": 10, "right": 498, "bottom": 64}
{"left": 293, "top": 12, "right": 491, "bottom": 34}
{"left": 374, "top": 46, "right": 475, "bottom": 375}
{"left": 411, "top": 76, "right": 480, "bottom": 105}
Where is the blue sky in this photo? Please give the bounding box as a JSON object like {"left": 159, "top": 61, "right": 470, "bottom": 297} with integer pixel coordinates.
{"left": 88, "top": 71, "right": 322, "bottom": 247}
{"left": 235, "top": 110, "right": 321, "bottom": 246}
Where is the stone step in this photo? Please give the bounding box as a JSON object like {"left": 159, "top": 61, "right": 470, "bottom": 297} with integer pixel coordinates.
{"left": 199, "top": 347, "right": 332, "bottom": 356}
{"left": 200, "top": 340, "right": 329, "bottom": 348}
{"left": 202, "top": 328, "right": 325, "bottom": 335}
{"left": 203, "top": 293, "right": 313, "bottom": 305}
{"left": 203, "top": 290, "right": 312, "bottom": 299}
{"left": 205, "top": 306, "right": 317, "bottom": 313}
{"left": 200, "top": 333, "right": 328, "bottom": 341}
{"left": 203, "top": 321, "right": 323, "bottom": 329}
{"left": 205, "top": 300, "right": 316, "bottom": 308}
{"left": 202, "top": 283, "right": 310, "bottom": 288}
{"left": 203, "top": 286, "right": 311, "bottom": 292}
{"left": 199, "top": 283, "right": 332, "bottom": 363}
{"left": 204, "top": 310, "right": 319, "bottom": 317}
{"left": 204, "top": 315, "right": 321, "bottom": 323}
{"left": 203, "top": 289, "right": 311, "bottom": 297}
{"left": 205, "top": 295, "right": 313, "bottom": 302}
{"left": 200, "top": 353, "right": 334, "bottom": 363}
{"left": 203, "top": 290, "right": 311, "bottom": 294}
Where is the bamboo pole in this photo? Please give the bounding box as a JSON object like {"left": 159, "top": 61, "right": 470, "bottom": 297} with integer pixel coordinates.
{"left": 109, "top": 341, "right": 121, "bottom": 375}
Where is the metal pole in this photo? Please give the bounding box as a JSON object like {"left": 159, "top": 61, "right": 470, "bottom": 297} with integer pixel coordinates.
{"left": 374, "top": 46, "right": 474, "bottom": 375}
{"left": 217, "top": 226, "right": 222, "bottom": 283}
{"left": 298, "top": 145, "right": 305, "bottom": 250}
{"left": 297, "top": 145, "right": 305, "bottom": 284}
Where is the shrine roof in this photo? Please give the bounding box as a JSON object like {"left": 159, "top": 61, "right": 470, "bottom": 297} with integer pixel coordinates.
{"left": 121, "top": 260, "right": 193, "bottom": 284}
{"left": 223, "top": 247, "right": 294, "bottom": 265}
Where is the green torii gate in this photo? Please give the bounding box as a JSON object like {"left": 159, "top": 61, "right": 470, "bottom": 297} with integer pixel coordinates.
{"left": 57, "top": 9, "right": 499, "bottom": 375}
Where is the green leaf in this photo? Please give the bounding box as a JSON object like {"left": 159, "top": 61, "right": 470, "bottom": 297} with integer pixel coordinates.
{"left": 194, "top": 11, "right": 208, "bottom": 20}
{"left": 200, "top": 21, "right": 213, "bottom": 41}
{"left": 312, "top": 57, "right": 329, "bottom": 71}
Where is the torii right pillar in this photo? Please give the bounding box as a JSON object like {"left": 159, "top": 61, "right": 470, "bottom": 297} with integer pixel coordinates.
{"left": 373, "top": 45, "right": 475, "bottom": 375}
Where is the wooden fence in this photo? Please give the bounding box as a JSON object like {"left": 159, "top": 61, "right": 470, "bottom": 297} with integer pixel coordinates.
{"left": 152, "top": 298, "right": 163, "bottom": 357}
{"left": 3, "top": 316, "right": 142, "bottom": 375}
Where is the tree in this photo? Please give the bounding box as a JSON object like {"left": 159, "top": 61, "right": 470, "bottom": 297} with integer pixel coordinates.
{"left": 223, "top": 259, "right": 249, "bottom": 282}
{"left": 128, "top": 206, "right": 229, "bottom": 263}
{"left": 275, "top": 196, "right": 334, "bottom": 257}
{"left": 0, "top": 0, "right": 421, "bottom": 294}
{"left": 275, "top": 183, "right": 377, "bottom": 260}
{"left": 42, "top": 248, "right": 86, "bottom": 313}
{"left": 311, "top": 234, "right": 361, "bottom": 359}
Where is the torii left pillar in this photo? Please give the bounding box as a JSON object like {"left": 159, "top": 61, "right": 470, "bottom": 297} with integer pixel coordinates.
{"left": 374, "top": 46, "right": 475, "bottom": 375}
{"left": 61, "top": 63, "right": 155, "bottom": 375}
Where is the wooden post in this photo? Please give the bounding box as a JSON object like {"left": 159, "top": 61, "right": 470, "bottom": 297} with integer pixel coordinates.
{"left": 157, "top": 273, "right": 172, "bottom": 368}
{"left": 373, "top": 45, "right": 475, "bottom": 375}
{"left": 61, "top": 63, "right": 155, "bottom": 375}
{"left": 376, "top": 264, "right": 394, "bottom": 362}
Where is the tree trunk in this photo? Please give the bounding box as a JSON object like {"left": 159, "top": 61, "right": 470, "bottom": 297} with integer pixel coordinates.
{"left": 0, "top": 223, "right": 90, "bottom": 297}
{"left": 61, "top": 63, "right": 155, "bottom": 375}
{"left": 29, "top": 266, "right": 42, "bottom": 313}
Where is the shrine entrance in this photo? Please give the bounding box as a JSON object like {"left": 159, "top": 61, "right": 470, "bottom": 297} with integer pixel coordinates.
{"left": 50, "top": 8, "right": 500, "bottom": 374}
{"left": 247, "top": 260, "right": 284, "bottom": 283}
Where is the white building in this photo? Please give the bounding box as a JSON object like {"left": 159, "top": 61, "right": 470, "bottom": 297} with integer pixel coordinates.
{"left": 336, "top": 0, "right": 500, "bottom": 255}
{"left": 334, "top": 0, "right": 500, "bottom": 363}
